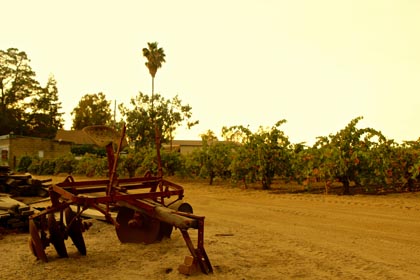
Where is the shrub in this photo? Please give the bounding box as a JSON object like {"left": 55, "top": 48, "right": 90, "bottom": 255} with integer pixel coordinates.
{"left": 161, "top": 150, "right": 183, "bottom": 176}
{"left": 73, "top": 154, "right": 108, "bottom": 177}
{"left": 39, "top": 159, "right": 56, "bottom": 175}
{"left": 17, "top": 156, "right": 32, "bottom": 172}
{"left": 119, "top": 150, "right": 143, "bottom": 178}
{"left": 28, "top": 157, "right": 55, "bottom": 175}
{"left": 71, "top": 144, "right": 106, "bottom": 157}
{"left": 54, "top": 153, "right": 77, "bottom": 174}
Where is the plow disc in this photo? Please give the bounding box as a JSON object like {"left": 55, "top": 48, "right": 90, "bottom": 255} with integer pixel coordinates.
{"left": 47, "top": 213, "right": 68, "bottom": 258}
{"left": 29, "top": 219, "right": 48, "bottom": 262}
{"left": 115, "top": 206, "right": 161, "bottom": 244}
{"left": 28, "top": 207, "right": 88, "bottom": 262}
{"left": 65, "top": 208, "right": 86, "bottom": 255}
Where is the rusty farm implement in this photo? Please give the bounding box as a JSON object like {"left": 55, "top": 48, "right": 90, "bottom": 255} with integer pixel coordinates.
{"left": 28, "top": 125, "right": 213, "bottom": 275}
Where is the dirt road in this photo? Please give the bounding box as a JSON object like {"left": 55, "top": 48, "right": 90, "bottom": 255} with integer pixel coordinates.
{"left": 2, "top": 178, "right": 420, "bottom": 279}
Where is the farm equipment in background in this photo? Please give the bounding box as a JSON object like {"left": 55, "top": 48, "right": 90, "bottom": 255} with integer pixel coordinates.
{"left": 28, "top": 124, "right": 213, "bottom": 275}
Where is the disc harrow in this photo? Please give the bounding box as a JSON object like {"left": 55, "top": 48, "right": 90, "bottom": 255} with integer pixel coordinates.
{"left": 28, "top": 125, "right": 213, "bottom": 275}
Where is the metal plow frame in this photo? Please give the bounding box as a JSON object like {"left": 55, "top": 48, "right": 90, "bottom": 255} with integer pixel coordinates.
{"left": 28, "top": 125, "right": 213, "bottom": 275}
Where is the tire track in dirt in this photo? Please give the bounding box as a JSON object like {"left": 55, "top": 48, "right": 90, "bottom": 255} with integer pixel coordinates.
{"left": 3, "top": 179, "right": 420, "bottom": 279}
{"left": 185, "top": 185, "right": 420, "bottom": 279}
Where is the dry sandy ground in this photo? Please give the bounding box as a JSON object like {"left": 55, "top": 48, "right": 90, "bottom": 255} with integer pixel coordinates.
{"left": 2, "top": 176, "right": 420, "bottom": 280}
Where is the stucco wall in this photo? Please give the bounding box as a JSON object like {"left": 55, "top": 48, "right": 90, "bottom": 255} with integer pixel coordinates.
{"left": 0, "top": 136, "right": 71, "bottom": 169}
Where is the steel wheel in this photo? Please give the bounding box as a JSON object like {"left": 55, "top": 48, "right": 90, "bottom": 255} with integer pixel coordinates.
{"left": 64, "top": 207, "right": 86, "bottom": 255}
{"left": 115, "top": 206, "right": 161, "bottom": 244}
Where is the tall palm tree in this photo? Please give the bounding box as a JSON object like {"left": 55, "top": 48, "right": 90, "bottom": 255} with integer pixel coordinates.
{"left": 142, "top": 42, "right": 166, "bottom": 177}
{"left": 142, "top": 42, "right": 166, "bottom": 102}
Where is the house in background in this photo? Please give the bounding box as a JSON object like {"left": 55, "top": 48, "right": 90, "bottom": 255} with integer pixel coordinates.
{"left": 0, "top": 129, "right": 203, "bottom": 169}
{"left": 0, "top": 133, "right": 71, "bottom": 169}
{"left": 56, "top": 130, "right": 203, "bottom": 154}
{"left": 162, "top": 140, "right": 203, "bottom": 154}
{"left": 56, "top": 132, "right": 204, "bottom": 155}
{"left": 0, "top": 130, "right": 96, "bottom": 169}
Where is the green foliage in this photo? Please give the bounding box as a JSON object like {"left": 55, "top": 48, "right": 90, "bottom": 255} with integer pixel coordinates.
{"left": 22, "top": 154, "right": 104, "bottom": 177}
{"left": 40, "top": 159, "right": 56, "bottom": 175}
{"left": 183, "top": 149, "right": 204, "bottom": 178}
{"left": 71, "top": 92, "right": 113, "bottom": 130}
{"left": 17, "top": 156, "right": 32, "bottom": 172}
{"left": 223, "top": 120, "right": 290, "bottom": 189}
{"left": 311, "top": 117, "right": 389, "bottom": 194}
{"left": 229, "top": 143, "right": 257, "bottom": 186}
{"left": 73, "top": 154, "right": 108, "bottom": 177}
{"left": 195, "top": 131, "right": 235, "bottom": 185}
{"left": 182, "top": 130, "right": 235, "bottom": 184}
{"left": 0, "top": 48, "right": 64, "bottom": 137}
{"left": 0, "top": 48, "right": 38, "bottom": 135}
{"left": 288, "top": 143, "right": 314, "bottom": 185}
{"left": 27, "top": 157, "right": 41, "bottom": 174}
{"left": 71, "top": 144, "right": 106, "bottom": 156}
{"left": 121, "top": 42, "right": 197, "bottom": 151}
{"left": 27, "top": 157, "right": 56, "bottom": 175}
{"left": 136, "top": 147, "right": 159, "bottom": 176}
{"left": 119, "top": 149, "right": 144, "bottom": 178}
{"left": 161, "top": 150, "right": 183, "bottom": 176}
{"left": 53, "top": 153, "right": 77, "bottom": 174}
{"left": 121, "top": 147, "right": 185, "bottom": 177}
{"left": 387, "top": 141, "right": 420, "bottom": 191}
{"left": 223, "top": 125, "right": 259, "bottom": 186}
{"left": 142, "top": 42, "right": 166, "bottom": 79}
{"left": 119, "top": 92, "right": 198, "bottom": 149}
{"left": 27, "top": 75, "right": 64, "bottom": 138}
{"left": 10, "top": 108, "right": 420, "bottom": 195}
{"left": 114, "top": 146, "right": 158, "bottom": 177}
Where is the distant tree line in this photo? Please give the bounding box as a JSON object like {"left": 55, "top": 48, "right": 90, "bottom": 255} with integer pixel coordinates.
{"left": 18, "top": 116, "right": 420, "bottom": 196}
{"left": 0, "top": 46, "right": 197, "bottom": 149}
{"left": 5, "top": 45, "right": 420, "bottom": 195}
{"left": 0, "top": 48, "right": 64, "bottom": 138}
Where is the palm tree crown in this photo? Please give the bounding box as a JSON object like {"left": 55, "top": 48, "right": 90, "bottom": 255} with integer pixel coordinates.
{"left": 142, "top": 42, "right": 166, "bottom": 79}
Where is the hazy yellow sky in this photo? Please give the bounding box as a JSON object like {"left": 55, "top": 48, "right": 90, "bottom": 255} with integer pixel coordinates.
{"left": 1, "top": 0, "right": 420, "bottom": 144}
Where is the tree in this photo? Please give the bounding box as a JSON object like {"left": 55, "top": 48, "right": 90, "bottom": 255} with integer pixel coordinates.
{"left": 27, "top": 75, "right": 64, "bottom": 138}
{"left": 222, "top": 125, "right": 259, "bottom": 187}
{"left": 119, "top": 92, "right": 198, "bottom": 149}
{"left": 142, "top": 42, "right": 166, "bottom": 177}
{"left": 71, "top": 92, "right": 112, "bottom": 129}
{"left": 386, "top": 140, "right": 420, "bottom": 192}
{"left": 142, "top": 42, "right": 166, "bottom": 102}
{"left": 252, "top": 120, "right": 291, "bottom": 189}
{"left": 223, "top": 120, "right": 291, "bottom": 190}
{"left": 195, "top": 130, "right": 234, "bottom": 185}
{"left": 0, "top": 48, "right": 41, "bottom": 135}
{"left": 313, "top": 117, "right": 387, "bottom": 195}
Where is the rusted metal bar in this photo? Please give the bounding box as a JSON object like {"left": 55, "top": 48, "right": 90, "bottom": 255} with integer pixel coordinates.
{"left": 116, "top": 199, "right": 197, "bottom": 229}
{"left": 107, "top": 124, "right": 126, "bottom": 195}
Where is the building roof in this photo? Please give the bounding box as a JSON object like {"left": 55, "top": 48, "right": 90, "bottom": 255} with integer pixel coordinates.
{"left": 171, "top": 140, "right": 202, "bottom": 146}
{"left": 54, "top": 130, "right": 96, "bottom": 145}
{"left": 55, "top": 130, "right": 204, "bottom": 147}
